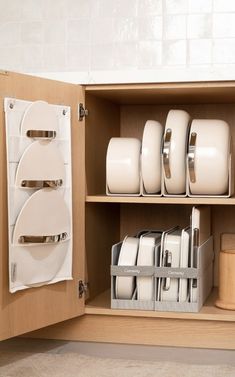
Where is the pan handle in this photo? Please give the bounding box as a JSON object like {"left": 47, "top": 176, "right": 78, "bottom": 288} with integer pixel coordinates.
{"left": 18, "top": 232, "right": 68, "bottom": 244}
{"left": 163, "top": 128, "right": 172, "bottom": 179}
{"left": 21, "top": 179, "right": 63, "bottom": 189}
{"left": 163, "top": 250, "right": 172, "bottom": 291}
{"left": 188, "top": 132, "right": 197, "bottom": 183}
{"left": 26, "top": 130, "right": 56, "bottom": 139}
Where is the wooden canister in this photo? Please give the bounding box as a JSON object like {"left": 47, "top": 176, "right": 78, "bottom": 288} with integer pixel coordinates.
{"left": 216, "top": 237, "right": 235, "bottom": 310}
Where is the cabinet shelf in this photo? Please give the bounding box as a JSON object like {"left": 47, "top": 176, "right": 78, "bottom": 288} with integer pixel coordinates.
{"left": 86, "top": 195, "right": 235, "bottom": 205}
{"left": 85, "top": 288, "right": 235, "bottom": 322}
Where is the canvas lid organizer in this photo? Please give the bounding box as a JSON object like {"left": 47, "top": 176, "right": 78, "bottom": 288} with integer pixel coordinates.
{"left": 4, "top": 98, "right": 73, "bottom": 293}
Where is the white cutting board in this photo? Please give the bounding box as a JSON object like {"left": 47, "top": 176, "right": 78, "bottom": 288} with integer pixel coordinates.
{"left": 15, "top": 140, "right": 66, "bottom": 187}
{"left": 21, "top": 100, "right": 58, "bottom": 136}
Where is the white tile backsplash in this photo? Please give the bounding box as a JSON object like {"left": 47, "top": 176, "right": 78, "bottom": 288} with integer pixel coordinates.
{"left": 67, "top": 19, "right": 90, "bottom": 44}
{"left": 165, "top": 0, "right": 188, "bottom": 14}
{"left": 114, "top": 18, "right": 138, "bottom": 42}
{"left": 187, "top": 14, "right": 212, "bottom": 39}
{"left": 0, "top": 0, "right": 234, "bottom": 78}
{"left": 67, "top": 44, "right": 90, "bottom": 70}
{"left": 0, "top": 2, "right": 23, "bottom": 22}
{"left": 214, "top": 0, "right": 235, "bottom": 13}
{"left": 0, "top": 22, "right": 21, "bottom": 46}
{"left": 90, "top": 18, "right": 114, "bottom": 44}
{"left": 188, "top": 0, "right": 212, "bottom": 14}
{"left": 137, "top": 0, "right": 162, "bottom": 16}
{"left": 163, "top": 40, "right": 186, "bottom": 65}
{"left": 164, "top": 15, "right": 186, "bottom": 40}
{"left": 21, "top": 22, "right": 43, "bottom": 44}
{"left": 43, "top": 44, "right": 66, "bottom": 70}
{"left": 213, "top": 39, "right": 235, "bottom": 64}
{"left": 189, "top": 39, "right": 212, "bottom": 64}
{"left": 138, "top": 41, "right": 162, "bottom": 68}
{"left": 138, "top": 16, "right": 162, "bottom": 40}
{"left": 213, "top": 14, "right": 235, "bottom": 38}
{"left": 43, "top": 21, "right": 66, "bottom": 44}
{"left": 21, "top": 0, "right": 44, "bottom": 21}
{"left": 41, "top": 0, "right": 67, "bottom": 20}
{"left": 21, "top": 44, "right": 43, "bottom": 71}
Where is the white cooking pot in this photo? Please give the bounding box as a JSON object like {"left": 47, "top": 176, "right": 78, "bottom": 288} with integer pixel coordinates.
{"left": 162, "top": 110, "right": 190, "bottom": 195}
{"left": 188, "top": 119, "right": 231, "bottom": 195}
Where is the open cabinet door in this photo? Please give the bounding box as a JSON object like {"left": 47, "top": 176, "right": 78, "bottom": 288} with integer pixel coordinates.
{"left": 0, "top": 71, "right": 85, "bottom": 340}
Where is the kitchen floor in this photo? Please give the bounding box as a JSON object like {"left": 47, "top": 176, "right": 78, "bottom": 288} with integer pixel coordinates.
{"left": 0, "top": 339, "right": 235, "bottom": 377}
{"left": 0, "top": 338, "right": 235, "bottom": 364}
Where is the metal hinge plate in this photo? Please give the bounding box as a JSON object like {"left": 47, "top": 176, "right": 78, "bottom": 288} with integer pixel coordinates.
{"left": 78, "top": 280, "right": 88, "bottom": 298}
{"left": 78, "top": 103, "right": 88, "bottom": 121}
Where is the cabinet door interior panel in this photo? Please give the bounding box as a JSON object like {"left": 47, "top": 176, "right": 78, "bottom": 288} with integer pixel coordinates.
{"left": 0, "top": 72, "right": 85, "bottom": 340}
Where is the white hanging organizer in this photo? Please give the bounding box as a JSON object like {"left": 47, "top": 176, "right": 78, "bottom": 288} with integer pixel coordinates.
{"left": 4, "top": 98, "right": 73, "bottom": 293}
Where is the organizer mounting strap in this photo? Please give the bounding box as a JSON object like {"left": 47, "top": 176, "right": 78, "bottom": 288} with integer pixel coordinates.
{"left": 26, "top": 130, "right": 56, "bottom": 139}
{"left": 18, "top": 232, "right": 67, "bottom": 244}
{"left": 21, "top": 179, "right": 63, "bottom": 189}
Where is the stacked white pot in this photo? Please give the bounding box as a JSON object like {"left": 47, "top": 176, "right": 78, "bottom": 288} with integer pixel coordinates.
{"left": 106, "top": 109, "right": 232, "bottom": 197}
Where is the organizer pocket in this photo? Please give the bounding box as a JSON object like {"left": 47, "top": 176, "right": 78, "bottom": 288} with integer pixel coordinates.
{"left": 21, "top": 100, "right": 58, "bottom": 139}
{"left": 9, "top": 188, "right": 72, "bottom": 292}
{"left": 15, "top": 140, "right": 66, "bottom": 189}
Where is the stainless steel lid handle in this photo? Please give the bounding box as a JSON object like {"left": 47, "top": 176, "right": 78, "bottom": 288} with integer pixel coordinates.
{"left": 21, "top": 179, "right": 63, "bottom": 189}
{"left": 26, "top": 130, "right": 56, "bottom": 139}
{"left": 18, "top": 232, "right": 68, "bottom": 244}
{"left": 163, "top": 128, "right": 172, "bottom": 179}
{"left": 163, "top": 250, "right": 172, "bottom": 291}
{"left": 188, "top": 132, "right": 197, "bottom": 183}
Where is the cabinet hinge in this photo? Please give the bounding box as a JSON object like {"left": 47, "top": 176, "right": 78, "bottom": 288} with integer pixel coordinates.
{"left": 78, "top": 103, "right": 88, "bottom": 121}
{"left": 78, "top": 280, "right": 88, "bottom": 298}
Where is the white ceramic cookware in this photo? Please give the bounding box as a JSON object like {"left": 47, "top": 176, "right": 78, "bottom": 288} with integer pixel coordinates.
{"left": 141, "top": 120, "right": 163, "bottom": 194}
{"left": 106, "top": 138, "right": 141, "bottom": 194}
{"left": 162, "top": 110, "right": 190, "bottom": 195}
{"left": 160, "top": 229, "right": 182, "bottom": 302}
{"left": 188, "top": 119, "right": 231, "bottom": 195}
{"left": 179, "top": 228, "right": 190, "bottom": 303}
{"left": 115, "top": 236, "right": 139, "bottom": 299}
{"left": 137, "top": 232, "right": 161, "bottom": 300}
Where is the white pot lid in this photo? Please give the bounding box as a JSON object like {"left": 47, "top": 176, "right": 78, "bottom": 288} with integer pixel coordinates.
{"left": 21, "top": 100, "right": 58, "bottom": 138}
{"left": 15, "top": 141, "right": 65, "bottom": 189}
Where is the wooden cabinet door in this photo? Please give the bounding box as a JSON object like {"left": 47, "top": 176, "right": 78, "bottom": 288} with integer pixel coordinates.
{"left": 0, "top": 71, "right": 85, "bottom": 340}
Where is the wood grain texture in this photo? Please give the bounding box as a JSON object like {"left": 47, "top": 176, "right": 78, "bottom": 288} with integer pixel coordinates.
{"left": 216, "top": 250, "right": 235, "bottom": 310}
{"left": 85, "top": 203, "right": 120, "bottom": 300}
{"left": 85, "top": 81, "right": 235, "bottom": 105}
{"left": 221, "top": 233, "right": 235, "bottom": 250}
{"left": 86, "top": 195, "right": 235, "bottom": 205}
{"left": 85, "top": 93, "right": 120, "bottom": 195}
{"left": 85, "top": 289, "right": 235, "bottom": 322}
{"left": 25, "top": 313, "right": 235, "bottom": 349}
{"left": 0, "top": 72, "right": 85, "bottom": 340}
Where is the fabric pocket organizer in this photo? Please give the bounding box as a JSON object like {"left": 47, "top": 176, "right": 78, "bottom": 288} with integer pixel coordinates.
{"left": 5, "top": 98, "right": 73, "bottom": 293}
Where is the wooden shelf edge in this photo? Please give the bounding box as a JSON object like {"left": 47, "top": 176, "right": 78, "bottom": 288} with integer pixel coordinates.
{"left": 85, "top": 289, "right": 235, "bottom": 322}
{"left": 86, "top": 195, "right": 235, "bottom": 205}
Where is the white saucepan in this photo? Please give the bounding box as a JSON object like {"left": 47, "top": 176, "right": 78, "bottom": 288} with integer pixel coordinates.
{"left": 188, "top": 119, "right": 231, "bottom": 195}
{"left": 106, "top": 138, "right": 141, "bottom": 194}
{"left": 141, "top": 120, "right": 163, "bottom": 194}
{"left": 162, "top": 110, "right": 190, "bottom": 195}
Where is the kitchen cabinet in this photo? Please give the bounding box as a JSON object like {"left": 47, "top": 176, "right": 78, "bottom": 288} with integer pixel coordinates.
{"left": 1, "top": 71, "right": 235, "bottom": 349}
